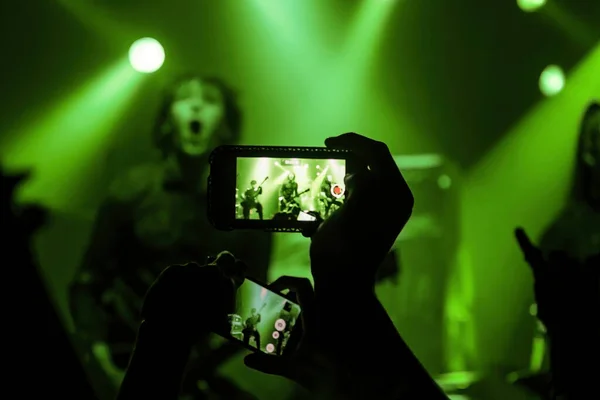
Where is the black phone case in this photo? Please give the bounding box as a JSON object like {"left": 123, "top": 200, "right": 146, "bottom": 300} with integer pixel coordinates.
{"left": 208, "top": 145, "right": 353, "bottom": 232}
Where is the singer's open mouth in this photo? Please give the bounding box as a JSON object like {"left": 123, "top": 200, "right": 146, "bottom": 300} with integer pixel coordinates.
{"left": 190, "top": 120, "right": 203, "bottom": 134}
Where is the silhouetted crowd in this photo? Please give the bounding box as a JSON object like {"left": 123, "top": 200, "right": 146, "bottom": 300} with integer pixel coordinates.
{"left": 3, "top": 82, "right": 598, "bottom": 400}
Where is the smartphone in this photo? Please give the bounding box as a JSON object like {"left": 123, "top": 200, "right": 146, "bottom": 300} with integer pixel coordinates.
{"left": 208, "top": 145, "right": 356, "bottom": 232}
{"left": 222, "top": 276, "right": 302, "bottom": 356}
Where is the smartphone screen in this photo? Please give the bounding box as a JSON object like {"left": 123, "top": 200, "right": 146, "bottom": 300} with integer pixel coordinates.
{"left": 235, "top": 156, "right": 346, "bottom": 222}
{"left": 227, "top": 278, "right": 302, "bottom": 355}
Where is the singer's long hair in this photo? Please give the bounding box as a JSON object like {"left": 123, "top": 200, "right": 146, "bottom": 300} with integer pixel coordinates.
{"left": 571, "top": 101, "right": 600, "bottom": 207}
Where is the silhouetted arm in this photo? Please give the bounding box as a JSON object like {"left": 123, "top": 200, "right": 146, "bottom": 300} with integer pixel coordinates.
{"left": 69, "top": 166, "right": 154, "bottom": 383}
{"left": 538, "top": 214, "right": 600, "bottom": 399}
{"left": 117, "top": 320, "right": 196, "bottom": 400}
{"left": 69, "top": 197, "right": 130, "bottom": 343}
{"left": 315, "top": 290, "right": 448, "bottom": 399}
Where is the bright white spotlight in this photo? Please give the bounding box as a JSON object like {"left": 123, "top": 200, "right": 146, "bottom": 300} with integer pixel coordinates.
{"left": 517, "top": 0, "right": 546, "bottom": 12}
{"left": 128, "top": 37, "right": 165, "bottom": 73}
{"left": 539, "top": 65, "right": 565, "bottom": 97}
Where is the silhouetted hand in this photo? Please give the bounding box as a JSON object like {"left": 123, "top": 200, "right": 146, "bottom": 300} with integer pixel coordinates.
{"left": 140, "top": 251, "right": 246, "bottom": 345}
{"left": 515, "top": 228, "right": 600, "bottom": 334}
{"left": 307, "top": 133, "right": 414, "bottom": 293}
{"left": 2, "top": 171, "right": 47, "bottom": 238}
{"left": 244, "top": 134, "right": 426, "bottom": 398}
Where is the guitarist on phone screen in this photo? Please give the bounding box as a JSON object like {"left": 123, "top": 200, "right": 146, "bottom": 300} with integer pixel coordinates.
{"left": 279, "top": 172, "right": 306, "bottom": 218}
{"left": 241, "top": 178, "right": 267, "bottom": 220}
{"left": 242, "top": 303, "right": 266, "bottom": 349}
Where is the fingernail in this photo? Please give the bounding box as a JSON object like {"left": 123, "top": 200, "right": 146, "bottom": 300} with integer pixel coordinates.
{"left": 215, "top": 251, "right": 237, "bottom": 268}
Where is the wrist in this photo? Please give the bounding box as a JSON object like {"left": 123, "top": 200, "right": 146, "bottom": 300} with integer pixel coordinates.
{"left": 117, "top": 321, "right": 195, "bottom": 399}
{"left": 314, "top": 282, "right": 375, "bottom": 303}
{"left": 138, "top": 318, "right": 207, "bottom": 347}
{"left": 134, "top": 320, "right": 197, "bottom": 358}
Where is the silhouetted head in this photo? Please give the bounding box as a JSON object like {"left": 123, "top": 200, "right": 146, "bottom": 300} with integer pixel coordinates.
{"left": 573, "top": 102, "right": 600, "bottom": 208}
{"left": 153, "top": 75, "right": 242, "bottom": 158}
{"left": 250, "top": 180, "right": 257, "bottom": 188}
{"left": 251, "top": 308, "right": 257, "bottom": 314}
{"left": 288, "top": 173, "right": 295, "bottom": 182}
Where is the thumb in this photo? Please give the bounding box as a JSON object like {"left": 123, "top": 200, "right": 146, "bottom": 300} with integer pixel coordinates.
{"left": 244, "top": 353, "right": 289, "bottom": 377}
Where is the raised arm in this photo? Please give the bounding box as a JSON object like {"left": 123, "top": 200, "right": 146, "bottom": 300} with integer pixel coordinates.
{"left": 69, "top": 166, "right": 151, "bottom": 385}
{"left": 69, "top": 198, "right": 128, "bottom": 338}
{"left": 117, "top": 254, "right": 245, "bottom": 400}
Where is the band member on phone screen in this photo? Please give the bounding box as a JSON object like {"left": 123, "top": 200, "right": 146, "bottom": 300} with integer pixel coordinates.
{"left": 242, "top": 307, "right": 263, "bottom": 349}
{"left": 320, "top": 174, "right": 342, "bottom": 217}
{"left": 242, "top": 180, "right": 264, "bottom": 219}
{"left": 68, "top": 74, "right": 272, "bottom": 399}
{"left": 279, "top": 173, "right": 300, "bottom": 215}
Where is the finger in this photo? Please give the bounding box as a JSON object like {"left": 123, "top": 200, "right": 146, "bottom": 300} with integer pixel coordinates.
{"left": 212, "top": 251, "right": 246, "bottom": 284}
{"left": 230, "top": 260, "right": 247, "bottom": 288}
{"left": 301, "top": 224, "right": 319, "bottom": 238}
{"left": 268, "top": 276, "right": 315, "bottom": 307}
{"left": 325, "top": 133, "right": 398, "bottom": 175}
{"left": 301, "top": 212, "right": 323, "bottom": 238}
{"left": 212, "top": 251, "right": 236, "bottom": 268}
{"left": 342, "top": 171, "right": 372, "bottom": 201}
{"left": 285, "top": 291, "right": 298, "bottom": 303}
{"left": 515, "top": 228, "right": 544, "bottom": 269}
{"left": 343, "top": 173, "right": 355, "bottom": 186}
{"left": 269, "top": 276, "right": 315, "bottom": 336}
{"left": 515, "top": 228, "right": 535, "bottom": 254}
{"left": 244, "top": 353, "right": 288, "bottom": 377}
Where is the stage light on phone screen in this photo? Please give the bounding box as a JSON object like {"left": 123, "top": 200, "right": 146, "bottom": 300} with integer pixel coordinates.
{"left": 272, "top": 331, "right": 280, "bottom": 339}
{"left": 265, "top": 343, "right": 275, "bottom": 353}
{"left": 275, "top": 319, "right": 286, "bottom": 331}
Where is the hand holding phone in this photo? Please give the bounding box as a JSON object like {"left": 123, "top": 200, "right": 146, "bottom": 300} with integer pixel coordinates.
{"left": 308, "top": 133, "right": 414, "bottom": 291}
{"left": 140, "top": 252, "right": 245, "bottom": 345}
{"left": 243, "top": 276, "right": 322, "bottom": 385}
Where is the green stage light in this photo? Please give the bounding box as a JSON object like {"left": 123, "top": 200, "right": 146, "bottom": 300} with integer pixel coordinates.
{"left": 517, "top": 0, "right": 546, "bottom": 12}
{"left": 128, "top": 37, "right": 165, "bottom": 73}
{"left": 539, "top": 65, "right": 565, "bottom": 97}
